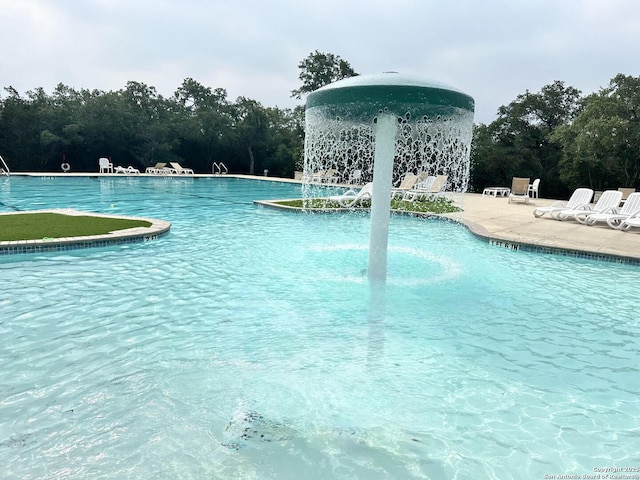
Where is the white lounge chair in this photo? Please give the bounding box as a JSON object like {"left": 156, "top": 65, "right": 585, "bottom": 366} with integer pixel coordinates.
{"left": 508, "top": 177, "right": 530, "bottom": 204}
{"left": 169, "top": 162, "right": 194, "bottom": 175}
{"left": 304, "top": 170, "right": 326, "bottom": 183}
{"left": 98, "top": 157, "right": 113, "bottom": 173}
{"left": 115, "top": 165, "right": 140, "bottom": 174}
{"left": 328, "top": 182, "right": 373, "bottom": 207}
{"left": 555, "top": 189, "right": 622, "bottom": 222}
{"left": 533, "top": 188, "right": 594, "bottom": 218}
{"left": 583, "top": 192, "right": 640, "bottom": 228}
{"left": 616, "top": 209, "right": 640, "bottom": 231}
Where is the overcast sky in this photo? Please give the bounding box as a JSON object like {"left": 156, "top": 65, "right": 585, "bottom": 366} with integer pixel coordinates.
{"left": 2, "top": 0, "right": 639, "bottom": 124}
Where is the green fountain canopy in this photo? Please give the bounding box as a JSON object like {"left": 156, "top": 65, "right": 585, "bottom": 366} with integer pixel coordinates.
{"left": 306, "top": 72, "right": 474, "bottom": 119}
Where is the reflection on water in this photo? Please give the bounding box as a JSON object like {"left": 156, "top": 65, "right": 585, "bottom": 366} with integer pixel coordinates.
{"left": 0, "top": 176, "right": 638, "bottom": 479}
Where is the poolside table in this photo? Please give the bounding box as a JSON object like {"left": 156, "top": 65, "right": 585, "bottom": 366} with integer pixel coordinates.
{"left": 482, "top": 187, "right": 511, "bottom": 197}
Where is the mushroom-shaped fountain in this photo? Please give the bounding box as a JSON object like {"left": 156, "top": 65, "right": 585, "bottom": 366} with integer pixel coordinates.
{"left": 304, "top": 72, "right": 475, "bottom": 281}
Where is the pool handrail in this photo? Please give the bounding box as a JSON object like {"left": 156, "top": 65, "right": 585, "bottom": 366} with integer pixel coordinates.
{"left": 0, "top": 155, "right": 9, "bottom": 176}
{"left": 212, "top": 162, "right": 228, "bottom": 175}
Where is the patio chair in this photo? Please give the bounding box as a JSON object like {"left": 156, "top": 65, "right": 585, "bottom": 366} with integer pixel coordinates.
{"left": 169, "top": 162, "right": 194, "bottom": 175}
{"left": 582, "top": 192, "right": 640, "bottom": 228}
{"left": 508, "top": 177, "right": 530, "bottom": 204}
{"left": 328, "top": 182, "right": 373, "bottom": 207}
{"left": 533, "top": 188, "right": 594, "bottom": 218}
{"left": 527, "top": 178, "right": 541, "bottom": 198}
{"left": 98, "top": 157, "right": 113, "bottom": 173}
{"left": 555, "top": 189, "right": 622, "bottom": 222}
{"left": 348, "top": 169, "right": 362, "bottom": 184}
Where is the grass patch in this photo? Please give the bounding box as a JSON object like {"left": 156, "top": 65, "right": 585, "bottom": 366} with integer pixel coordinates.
{"left": 0, "top": 213, "right": 152, "bottom": 241}
{"left": 275, "top": 196, "right": 461, "bottom": 214}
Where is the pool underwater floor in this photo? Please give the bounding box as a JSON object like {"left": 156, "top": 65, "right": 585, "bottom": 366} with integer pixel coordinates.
{"left": 4, "top": 173, "right": 640, "bottom": 264}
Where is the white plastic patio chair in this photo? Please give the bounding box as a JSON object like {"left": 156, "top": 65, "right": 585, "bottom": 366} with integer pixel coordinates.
{"left": 348, "top": 169, "right": 362, "bottom": 184}
{"left": 98, "top": 157, "right": 113, "bottom": 173}
{"left": 527, "top": 178, "right": 540, "bottom": 198}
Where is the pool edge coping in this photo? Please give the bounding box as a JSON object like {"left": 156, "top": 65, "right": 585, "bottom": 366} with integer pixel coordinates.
{"left": 0, "top": 209, "right": 171, "bottom": 255}
{"left": 255, "top": 199, "right": 640, "bottom": 266}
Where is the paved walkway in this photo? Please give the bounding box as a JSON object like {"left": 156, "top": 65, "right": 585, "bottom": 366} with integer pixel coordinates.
{"left": 447, "top": 193, "right": 640, "bottom": 261}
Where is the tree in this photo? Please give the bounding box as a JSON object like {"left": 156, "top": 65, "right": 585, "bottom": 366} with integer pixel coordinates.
{"left": 471, "top": 81, "right": 582, "bottom": 197}
{"left": 290, "top": 50, "right": 358, "bottom": 99}
{"left": 172, "top": 78, "right": 233, "bottom": 172}
{"left": 232, "top": 97, "right": 269, "bottom": 174}
{"left": 553, "top": 74, "right": 640, "bottom": 189}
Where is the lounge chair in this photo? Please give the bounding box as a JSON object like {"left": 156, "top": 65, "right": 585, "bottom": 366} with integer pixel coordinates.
{"left": 391, "top": 174, "right": 418, "bottom": 198}
{"left": 169, "top": 162, "right": 194, "bottom": 175}
{"left": 430, "top": 175, "right": 448, "bottom": 194}
{"left": 320, "top": 168, "right": 338, "bottom": 183}
{"left": 508, "top": 177, "right": 530, "bottom": 204}
{"left": 618, "top": 187, "right": 635, "bottom": 202}
{"left": 328, "top": 182, "right": 373, "bottom": 207}
{"left": 533, "top": 188, "right": 594, "bottom": 218}
{"left": 616, "top": 209, "right": 640, "bottom": 231}
{"left": 402, "top": 175, "right": 447, "bottom": 201}
{"left": 145, "top": 163, "right": 168, "bottom": 174}
{"left": 306, "top": 170, "right": 326, "bottom": 183}
{"left": 555, "top": 189, "right": 622, "bottom": 222}
{"left": 582, "top": 192, "right": 640, "bottom": 228}
{"left": 98, "top": 157, "right": 113, "bottom": 173}
{"left": 114, "top": 165, "right": 140, "bottom": 174}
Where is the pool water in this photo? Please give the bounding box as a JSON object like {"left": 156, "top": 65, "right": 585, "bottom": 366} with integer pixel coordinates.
{"left": 1, "top": 176, "right": 638, "bottom": 479}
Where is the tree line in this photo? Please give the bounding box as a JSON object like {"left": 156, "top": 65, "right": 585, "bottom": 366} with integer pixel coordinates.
{"left": 1, "top": 50, "right": 639, "bottom": 200}
{"left": 471, "top": 74, "right": 640, "bottom": 198}
{"left": 0, "top": 79, "right": 304, "bottom": 177}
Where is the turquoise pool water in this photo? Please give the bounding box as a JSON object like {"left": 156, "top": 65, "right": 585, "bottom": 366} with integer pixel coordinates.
{"left": 1, "top": 176, "right": 639, "bottom": 479}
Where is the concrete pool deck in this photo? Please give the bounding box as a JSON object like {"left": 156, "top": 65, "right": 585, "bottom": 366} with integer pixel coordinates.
{"left": 446, "top": 193, "right": 640, "bottom": 262}
{"left": 4, "top": 172, "right": 640, "bottom": 262}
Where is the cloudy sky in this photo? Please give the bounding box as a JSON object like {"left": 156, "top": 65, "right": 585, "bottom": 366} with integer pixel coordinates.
{"left": 1, "top": 0, "right": 639, "bottom": 124}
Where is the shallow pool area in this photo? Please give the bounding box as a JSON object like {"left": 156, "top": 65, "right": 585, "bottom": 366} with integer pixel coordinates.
{"left": 1, "top": 176, "right": 639, "bottom": 479}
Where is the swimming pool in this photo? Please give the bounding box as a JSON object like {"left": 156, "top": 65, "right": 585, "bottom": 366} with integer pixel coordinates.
{"left": 1, "top": 176, "right": 638, "bottom": 479}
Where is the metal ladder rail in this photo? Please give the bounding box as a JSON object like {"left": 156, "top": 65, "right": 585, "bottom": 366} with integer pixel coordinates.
{"left": 212, "top": 162, "right": 228, "bottom": 175}
{"left": 0, "top": 155, "right": 10, "bottom": 176}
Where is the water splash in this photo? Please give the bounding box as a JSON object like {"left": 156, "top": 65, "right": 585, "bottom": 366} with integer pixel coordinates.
{"left": 303, "top": 73, "right": 474, "bottom": 281}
